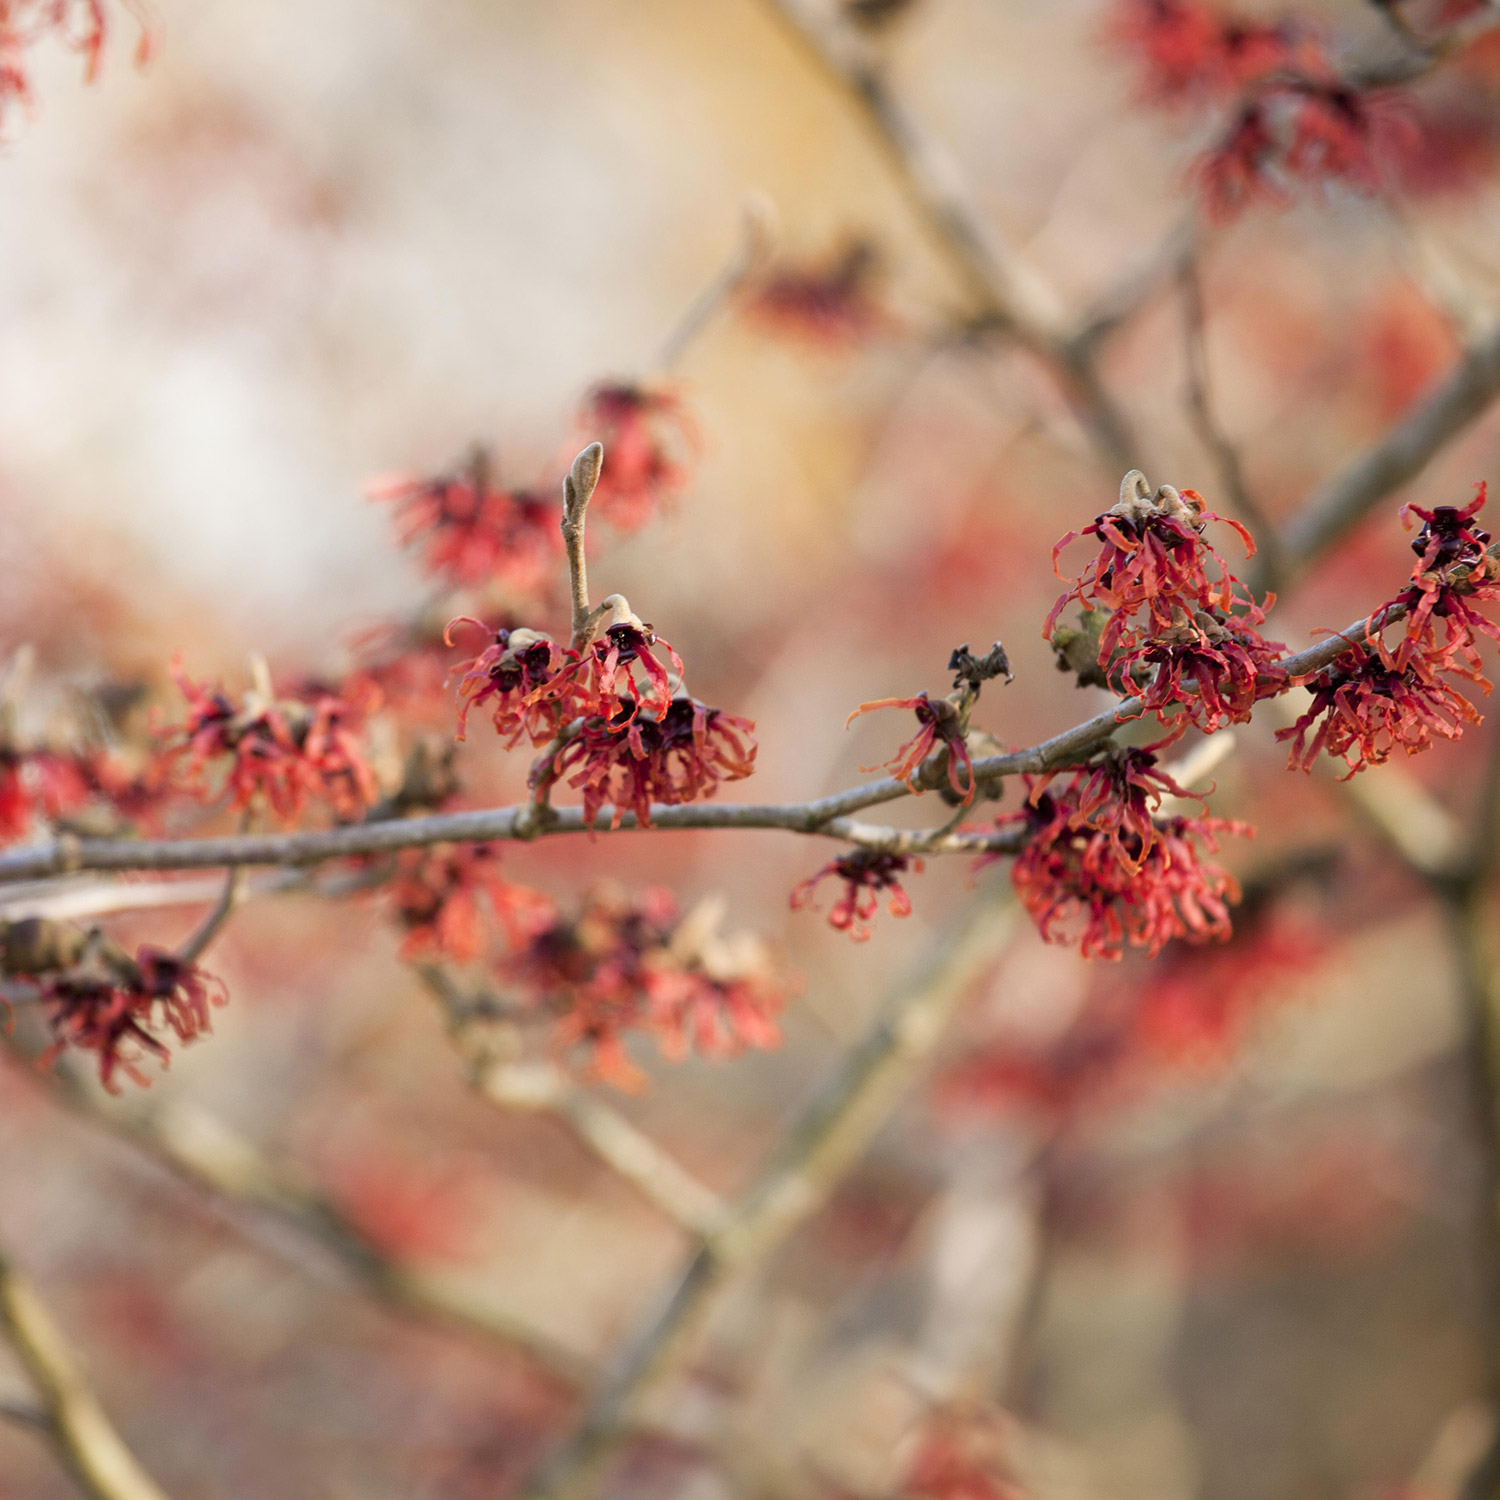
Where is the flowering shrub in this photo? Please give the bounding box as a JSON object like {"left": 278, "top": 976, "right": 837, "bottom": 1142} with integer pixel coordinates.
{"left": 14, "top": 9, "right": 1500, "bottom": 1497}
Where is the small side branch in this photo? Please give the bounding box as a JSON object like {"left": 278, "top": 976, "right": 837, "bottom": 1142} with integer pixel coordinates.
{"left": 563, "top": 443, "right": 606, "bottom": 651}
{"left": 1179, "top": 257, "right": 1281, "bottom": 589}
{"left": 0, "top": 1245, "right": 173, "bottom": 1500}
{"left": 754, "top": 0, "right": 1138, "bottom": 471}
{"left": 476, "top": 1061, "right": 728, "bottom": 1239}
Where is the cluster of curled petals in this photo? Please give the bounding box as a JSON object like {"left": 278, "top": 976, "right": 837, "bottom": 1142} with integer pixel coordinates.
{"left": 28, "top": 944, "right": 225, "bottom": 1093}
{"left": 1110, "top": 0, "right": 1418, "bottom": 220}
{"left": 1106, "top": 0, "right": 1304, "bottom": 103}
{"left": 449, "top": 622, "right": 579, "bottom": 746}
{"left": 1284, "top": 485, "right": 1500, "bottom": 778}
{"left": 847, "top": 692, "right": 975, "bottom": 802}
{"left": 0, "top": 744, "right": 92, "bottom": 841}
{"left": 1040, "top": 743, "right": 1197, "bottom": 875}
{"left": 577, "top": 382, "right": 701, "bottom": 532}
{"left": 386, "top": 843, "right": 553, "bottom": 964}
{"left": 0, "top": 0, "right": 154, "bottom": 130}
{"left": 992, "top": 773, "right": 1248, "bottom": 960}
{"left": 1278, "top": 639, "right": 1481, "bottom": 776}
{"left": 494, "top": 887, "right": 787, "bottom": 1089}
{"left": 1046, "top": 474, "right": 1254, "bottom": 655}
{"left": 160, "top": 660, "right": 380, "bottom": 824}
{"left": 539, "top": 695, "right": 757, "bottom": 829}
{"left": 367, "top": 454, "right": 559, "bottom": 592}
{"left": 1114, "top": 605, "right": 1288, "bottom": 732}
{"left": 563, "top": 618, "right": 683, "bottom": 723}
{"left": 790, "top": 848, "right": 924, "bottom": 942}
{"left": 745, "top": 241, "right": 885, "bottom": 350}
{"left": 1047, "top": 473, "right": 1282, "bottom": 730}
{"left": 1376, "top": 483, "right": 1500, "bottom": 681}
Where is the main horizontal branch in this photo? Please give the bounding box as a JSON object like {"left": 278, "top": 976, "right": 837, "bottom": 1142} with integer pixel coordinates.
{"left": 0, "top": 615, "right": 1385, "bottom": 885}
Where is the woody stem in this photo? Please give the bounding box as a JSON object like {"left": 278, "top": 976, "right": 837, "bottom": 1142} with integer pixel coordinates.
{"left": 562, "top": 443, "right": 605, "bottom": 651}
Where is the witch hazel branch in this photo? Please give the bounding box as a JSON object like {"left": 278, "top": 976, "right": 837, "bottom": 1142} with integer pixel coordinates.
{"left": 2, "top": 439, "right": 1498, "bottom": 1093}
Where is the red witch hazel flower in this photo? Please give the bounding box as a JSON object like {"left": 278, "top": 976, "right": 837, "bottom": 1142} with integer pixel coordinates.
{"left": 846, "top": 644, "right": 1012, "bottom": 806}
{"left": 0, "top": 743, "right": 92, "bottom": 842}
{"left": 1046, "top": 472, "right": 1254, "bottom": 659}
{"left": 368, "top": 448, "right": 559, "bottom": 593}
{"left": 37, "top": 945, "right": 226, "bottom": 1093}
{"left": 561, "top": 602, "right": 684, "bottom": 723}
{"left": 992, "top": 759, "right": 1249, "bottom": 960}
{"left": 848, "top": 692, "right": 976, "bottom": 802}
{"left": 791, "top": 848, "right": 924, "bottom": 942}
{"left": 1113, "top": 603, "right": 1288, "bottom": 731}
{"left": 746, "top": 240, "right": 886, "bottom": 350}
{"left": 896, "top": 1402, "right": 1024, "bottom": 1500}
{"left": 538, "top": 695, "right": 757, "bottom": 830}
{"left": 386, "top": 843, "right": 553, "bottom": 964}
{"left": 1277, "top": 639, "right": 1480, "bottom": 777}
{"left": 1047, "top": 472, "right": 1282, "bottom": 730}
{"left": 1106, "top": 0, "right": 1301, "bottom": 103}
{"left": 495, "top": 886, "right": 787, "bottom": 1090}
{"left": 1377, "top": 482, "right": 1500, "bottom": 681}
{"left": 160, "top": 659, "right": 380, "bottom": 824}
{"left": 447, "top": 621, "right": 581, "bottom": 745}
{"left": 576, "top": 382, "right": 701, "bottom": 532}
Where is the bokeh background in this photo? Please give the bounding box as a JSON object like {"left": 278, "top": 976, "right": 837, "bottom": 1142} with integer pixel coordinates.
{"left": 4, "top": 1, "right": 1500, "bottom": 1497}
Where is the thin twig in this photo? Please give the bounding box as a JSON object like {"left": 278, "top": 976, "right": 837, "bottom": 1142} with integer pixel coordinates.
{"left": 0, "top": 1243, "right": 173, "bottom": 1500}
{"left": 419, "top": 966, "right": 729, "bottom": 1237}
{"left": 754, "top": 0, "right": 1137, "bottom": 471}
{"left": 175, "top": 813, "right": 253, "bottom": 964}
{"left": 521, "top": 888, "right": 1021, "bottom": 1500}
{"left": 1274, "top": 318, "right": 1500, "bottom": 585}
{"left": 652, "top": 194, "right": 777, "bottom": 373}
{"left": 476, "top": 1061, "right": 729, "bottom": 1239}
{"left": 1179, "top": 257, "right": 1281, "bottom": 589}
{"left": 563, "top": 443, "right": 605, "bottom": 652}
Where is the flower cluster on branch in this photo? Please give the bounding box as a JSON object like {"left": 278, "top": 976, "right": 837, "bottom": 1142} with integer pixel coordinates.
{"left": 1107, "top": 0, "right": 1459, "bottom": 219}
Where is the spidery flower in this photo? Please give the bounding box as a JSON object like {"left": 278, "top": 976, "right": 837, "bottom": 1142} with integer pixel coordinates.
{"left": 160, "top": 661, "right": 379, "bottom": 824}
{"left": 368, "top": 452, "right": 559, "bottom": 593}
{"left": 387, "top": 844, "right": 553, "bottom": 963}
{"left": 562, "top": 619, "right": 683, "bottom": 724}
{"left": 991, "top": 774, "right": 1248, "bottom": 959}
{"left": 0, "top": 745, "right": 92, "bottom": 842}
{"left": 897, "top": 1402, "right": 1024, "bottom": 1500}
{"left": 495, "top": 887, "right": 786, "bottom": 1089}
{"left": 0, "top": 1, "right": 155, "bottom": 134}
{"left": 1045, "top": 474, "right": 1254, "bottom": 661}
{"left": 447, "top": 622, "right": 582, "bottom": 746}
{"left": 1376, "top": 482, "right": 1500, "bottom": 681}
{"left": 847, "top": 691, "right": 975, "bottom": 801}
{"left": 577, "top": 382, "right": 701, "bottom": 532}
{"left": 746, "top": 241, "right": 886, "bottom": 349}
{"left": 37, "top": 945, "right": 225, "bottom": 1093}
{"left": 1277, "top": 639, "right": 1479, "bottom": 777}
{"left": 539, "top": 695, "right": 757, "bottom": 830}
{"left": 791, "top": 848, "right": 923, "bottom": 942}
{"left": 1105, "top": 0, "right": 1300, "bottom": 103}
{"left": 1113, "top": 605, "right": 1288, "bottom": 731}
